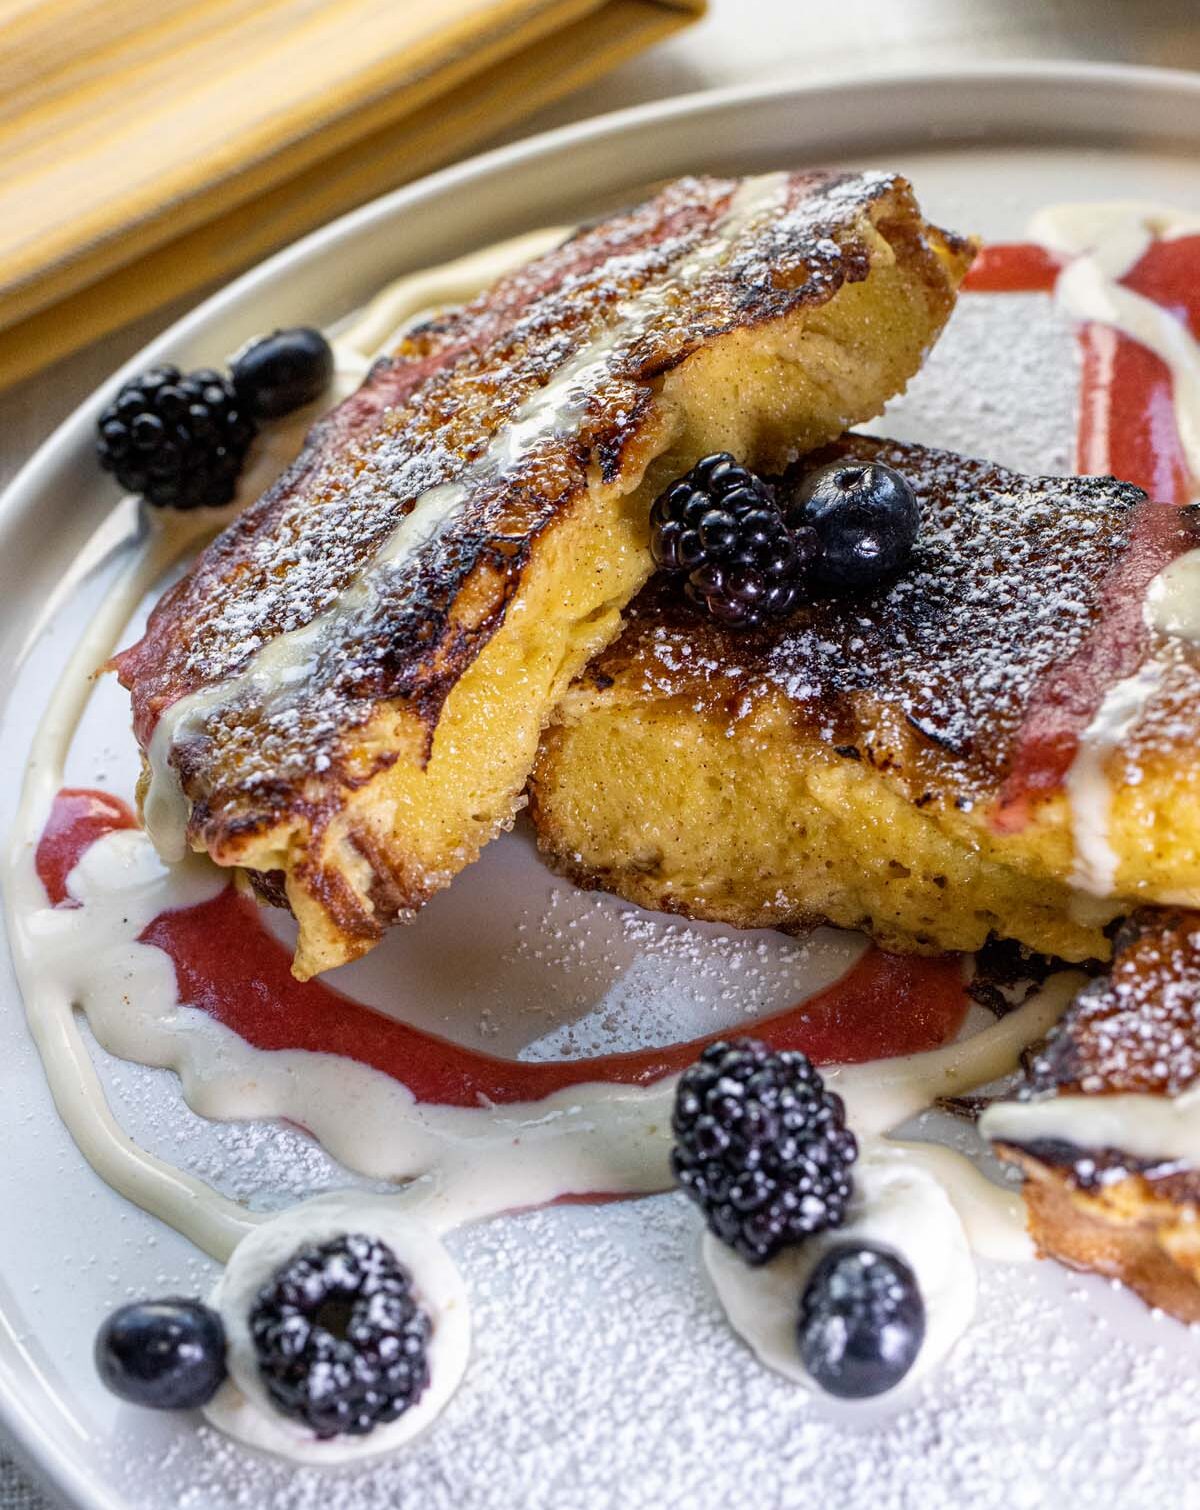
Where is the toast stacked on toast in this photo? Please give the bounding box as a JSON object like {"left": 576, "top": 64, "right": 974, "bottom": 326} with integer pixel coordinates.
{"left": 115, "top": 171, "right": 973, "bottom": 978}
{"left": 529, "top": 435, "right": 1200, "bottom": 961}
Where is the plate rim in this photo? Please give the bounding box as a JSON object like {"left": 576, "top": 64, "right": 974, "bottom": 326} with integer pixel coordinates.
{"left": 4, "top": 58, "right": 1200, "bottom": 1510}
{"left": 6, "top": 57, "right": 1200, "bottom": 552}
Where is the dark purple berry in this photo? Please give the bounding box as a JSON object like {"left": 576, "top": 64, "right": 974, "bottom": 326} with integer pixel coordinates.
{"left": 250, "top": 1233, "right": 431, "bottom": 1439}
{"left": 671, "top": 1038, "right": 858, "bottom": 1265}
{"left": 96, "top": 365, "right": 256, "bottom": 509}
{"left": 232, "top": 327, "right": 335, "bottom": 419}
{"left": 651, "top": 454, "right": 816, "bottom": 630}
{"left": 95, "top": 1298, "right": 226, "bottom": 1410}
{"left": 788, "top": 459, "right": 919, "bottom": 587}
{"left": 797, "top": 1242, "right": 925, "bottom": 1398}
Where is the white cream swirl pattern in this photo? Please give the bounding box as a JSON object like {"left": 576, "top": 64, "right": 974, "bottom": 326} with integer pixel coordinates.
{"left": 205, "top": 1193, "right": 471, "bottom": 1465}
{"left": 704, "top": 1145, "right": 977, "bottom": 1404}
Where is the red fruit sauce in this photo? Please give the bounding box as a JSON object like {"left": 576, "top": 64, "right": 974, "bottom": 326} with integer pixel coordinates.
{"left": 36, "top": 790, "right": 967, "bottom": 1108}
{"left": 964, "top": 236, "right": 1200, "bottom": 829}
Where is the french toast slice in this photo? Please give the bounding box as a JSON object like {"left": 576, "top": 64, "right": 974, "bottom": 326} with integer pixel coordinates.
{"left": 983, "top": 910, "right": 1200, "bottom": 1322}
{"left": 529, "top": 435, "right": 1200, "bottom": 962}
{"left": 113, "top": 172, "right": 974, "bottom": 979}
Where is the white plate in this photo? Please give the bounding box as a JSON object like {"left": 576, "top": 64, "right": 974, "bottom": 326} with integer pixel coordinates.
{"left": 3, "top": 63, "right": 1200, "bottom": 1510}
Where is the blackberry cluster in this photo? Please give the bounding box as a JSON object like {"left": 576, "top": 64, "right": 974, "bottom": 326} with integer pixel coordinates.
{"left": 797, "top": 1242, "right": 925, "bottom": 1399}
{"left": 250, "top": 1233, "right": 431, "bottom": 1439}
{"left": 96, "top": 366, "right": 256, "bottom": 510}
{"left": 670, "top": 1038, "right": 858, "bottom": 1265}
{"left": 650, "top": 454, "right": 818, "bottom": 630}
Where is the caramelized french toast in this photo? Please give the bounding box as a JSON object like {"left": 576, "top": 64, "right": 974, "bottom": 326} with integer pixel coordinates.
{"left": 529, "top": 435, "right": 1200, "bottom": 962}
{"left": 114, "top": 172, "right": 974, "bottom": 978}
{"left": 984, "top": 911, "right": 1200, "bottom": 1322}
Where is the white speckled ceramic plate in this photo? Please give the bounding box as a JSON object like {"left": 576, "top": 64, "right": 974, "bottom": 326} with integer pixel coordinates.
{"left": 3, "top": 64, "right": 1200, "bottom": 1510}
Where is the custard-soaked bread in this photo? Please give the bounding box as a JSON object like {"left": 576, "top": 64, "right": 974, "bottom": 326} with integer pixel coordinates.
{"left": 984, "top": 911, "right": 1200, "bottom": 1322}
{"left": 530, "top": 436, "right": 1200, "bottom": 962}
{"left": 114, "top": 172, "right": 973, "bottom": 978}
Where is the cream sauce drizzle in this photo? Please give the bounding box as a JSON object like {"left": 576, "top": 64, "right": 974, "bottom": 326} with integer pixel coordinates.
{"left": 1066, "top": 660, "right": 1165, "bottom": 896}
{"left": 1030, "top": 201, "right": 1200, "bottom": 483}
{"left": 1027, "top": 203, "right": 1200, "bottom": 899}
{"left": 1146, "top": 548, "right": 1200, "bottom": 642}
{"left": 981, "top": 1080, "right": 1200, "bottom": 1167}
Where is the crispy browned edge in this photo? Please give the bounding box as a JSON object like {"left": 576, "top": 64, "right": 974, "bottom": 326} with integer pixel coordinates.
{"left": 993, "top": 910, "right": 1200, "bottom": 1321}
{"left": 996, "top": 1142, "right": 1200, "bottom": 1322}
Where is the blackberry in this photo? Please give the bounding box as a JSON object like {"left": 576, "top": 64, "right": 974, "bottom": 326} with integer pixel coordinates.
{"left": 96, "top": 365, "right": 256, "bottom": 510}
{"left": 671, "top": 1038, "right": 857, "bottom": 1265}
{"left": 797, "top": 1242, "right": 925, "bottom": 1398}
{"left": 250, "top": 1233, "right": 431, "bottom": 1439}
{"left": 787, "top": 458, "right": 919, "bottom": 588}
{"left": 650, "top": 454, "right": 817, "bottom": 630}
{"left": 232, "top": 327, "right": 335, "bottom": 419}
{"left": 95, "top": 1298, "right": 226, "bottom": 1410}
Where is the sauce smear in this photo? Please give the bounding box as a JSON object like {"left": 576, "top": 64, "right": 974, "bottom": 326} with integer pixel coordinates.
{"left": 961, "top": 242, "right": 1062, "bottom": 294}
{"left": 971, "top": 233, "right": 1200, "bottom": 827}
{"left": 37, "top": 789, "right": 967, "bottom": 1108}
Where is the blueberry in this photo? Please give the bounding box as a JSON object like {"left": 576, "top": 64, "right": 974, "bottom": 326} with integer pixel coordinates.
{"left": 797, "top": 1242, "right": 925, "bottom": 1398}
{"left": 95, "top": 1298, "right": 227, "bottom": 1410}
{"left": 790, "top": 460, "right": 919, "bottom": 588}
{"left": 232, "top": 327, "right": 335, "bottom": 419}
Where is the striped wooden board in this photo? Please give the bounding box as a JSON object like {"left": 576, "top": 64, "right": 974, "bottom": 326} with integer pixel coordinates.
{"left": 0, "top": 0, "right": 703, "bottom": 387}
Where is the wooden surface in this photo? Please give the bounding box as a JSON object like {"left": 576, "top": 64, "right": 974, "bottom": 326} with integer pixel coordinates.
{"left": 3, "top": 0, "right": 1200, "bottom": 1503}
{"left": 0, "top": 0, "right": 701, "bottom": 384}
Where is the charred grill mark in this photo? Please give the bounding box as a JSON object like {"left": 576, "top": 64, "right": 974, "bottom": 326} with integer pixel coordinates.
{"left": 1002, "top": 1137, "right": 1200, "bottom": 1194}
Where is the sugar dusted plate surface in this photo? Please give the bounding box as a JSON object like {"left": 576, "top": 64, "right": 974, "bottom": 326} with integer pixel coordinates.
{"left": 3, "top": 66, "right": 1200, "bottom": 1510}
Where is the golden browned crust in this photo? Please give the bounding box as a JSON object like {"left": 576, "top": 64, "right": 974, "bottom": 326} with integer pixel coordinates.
{"left": 993, "top": 910, "right": 1200, "bottom": 1321}
{"left": 115, "top": 172, "right": 974, "bottom": 976}
{"left": 530, "top": 437, "right": 1200, "bottom": 961}
{"left": 997, "top": 1141, "right": 1200, "bottom": 1323}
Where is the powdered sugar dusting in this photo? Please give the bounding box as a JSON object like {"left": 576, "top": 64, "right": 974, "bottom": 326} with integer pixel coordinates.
{"left": 100, "top": 1196, "right": 1200, "bottom": 1508}
{"left": 862, "top": 291, "right": 1078, "bottom": 476}
{"left": 763, "top": 438, "right": 1142, "bottom": 785}
{"left": 613, "top": 431, "right": 1145, "bottom": 801}
{"left": 1033, "top": 910, "right": 1200, "bottom": 1097}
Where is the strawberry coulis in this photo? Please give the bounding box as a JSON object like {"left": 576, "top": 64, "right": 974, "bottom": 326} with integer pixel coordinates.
{"left": 962, "top": 236, "right": 1200, "bottom": 829}
{"left": 36, "top": 789, "right": 967, "bottom": 1108}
